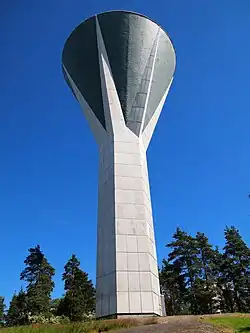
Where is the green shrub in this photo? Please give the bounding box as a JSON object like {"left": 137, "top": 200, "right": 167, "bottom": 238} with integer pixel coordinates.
{"left": 26, "top": 314, "right": 70, "bottom": 325}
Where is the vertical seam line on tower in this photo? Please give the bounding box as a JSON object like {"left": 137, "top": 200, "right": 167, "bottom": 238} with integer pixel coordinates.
{"left": 139, "top": 28, "right": 160, "bottom": 136}
{"left": 127, "top": 28, "right": 159, "bottom": 130}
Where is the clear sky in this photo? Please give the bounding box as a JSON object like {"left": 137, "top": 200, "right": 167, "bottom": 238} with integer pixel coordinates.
{"left": 1, "top": 0, "right": 250, "bottom": 305}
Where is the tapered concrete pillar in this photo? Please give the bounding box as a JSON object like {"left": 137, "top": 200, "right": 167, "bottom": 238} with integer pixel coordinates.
{"left": 62, "top": 10, "right": 176, "bottom": 318}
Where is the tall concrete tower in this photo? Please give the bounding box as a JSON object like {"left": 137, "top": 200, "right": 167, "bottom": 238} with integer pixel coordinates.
{"left": 62, "top": 10, "right": 176, "bottom": 318}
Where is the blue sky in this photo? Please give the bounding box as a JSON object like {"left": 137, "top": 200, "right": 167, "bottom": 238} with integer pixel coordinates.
{"left": 1, "top": 0, "right": 250, "bottom": 305}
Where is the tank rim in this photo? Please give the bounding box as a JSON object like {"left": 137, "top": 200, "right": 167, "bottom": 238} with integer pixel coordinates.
{"left": 62, "top": 9, "right": 176, "bottom": 63}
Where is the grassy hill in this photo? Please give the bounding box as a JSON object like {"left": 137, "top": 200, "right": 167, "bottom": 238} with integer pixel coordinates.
{"left": 1, "top": 314, "right": 250, "bottom": 333}
{"left": 206, "top": 314, "right": 250, "bottom": 332}
{"left": 0, "top": 317, "right": 157, "bottom": 333}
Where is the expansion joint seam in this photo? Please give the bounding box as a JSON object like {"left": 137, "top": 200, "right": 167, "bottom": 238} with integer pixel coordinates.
{"left": 140, "top": 28, "right": 160, "bottom": 136}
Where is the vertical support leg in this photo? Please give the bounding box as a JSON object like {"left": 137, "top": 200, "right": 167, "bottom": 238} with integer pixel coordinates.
{"left": 96, "top": 136, "right": 162, "bottom": 318}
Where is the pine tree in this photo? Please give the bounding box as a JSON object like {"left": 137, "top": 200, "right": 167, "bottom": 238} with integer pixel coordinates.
{"left": 0, "top": 296, "right": 5, "bottom": 326}
{"left": 160, "top": 259, "right": 188, "bottom": 315}
{"left": 58, "top": 254, "right": 95, "bottom": 321}
{"left": 211, "top": 246, "right": 234, "bottom": 313}
{"left": 195, "top": 232, "right": 220, "bottom": 314}
{"left": 195, "top": 232, "right": 215, "bottom": 281}
{"left": 166, "top": 228, "right": 200, "bottom": 314}
{"left": 6, "top": 289, "right": 28, "bottom": 327}
{"left": 222, "top": 226, "right": 250, "bottom": 312}
{"left": 161, "top": 227, "right": 250, "bottom": 315}
{"left": 20, "top": 245, "right": 55, "bottom": 315}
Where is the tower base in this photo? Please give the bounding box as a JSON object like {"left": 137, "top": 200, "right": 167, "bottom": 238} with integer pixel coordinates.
{"left": 97, "top": 313, "right": 160, "bottom": 320}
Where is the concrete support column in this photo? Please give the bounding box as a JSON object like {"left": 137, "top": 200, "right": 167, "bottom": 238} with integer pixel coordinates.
{"left": 96, "top": 135, "right": 162, "bottom": 318}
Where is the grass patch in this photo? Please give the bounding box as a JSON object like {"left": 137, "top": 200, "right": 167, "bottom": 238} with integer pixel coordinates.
{"left": 0, "top": 317, "right": 158, "bottom": 333}
{"left": 206, "top": 314, "right": 250, "bottom": 333}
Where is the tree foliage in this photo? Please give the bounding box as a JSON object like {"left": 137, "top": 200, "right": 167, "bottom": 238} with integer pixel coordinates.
{"left": 160, "top": 226, "right": 250, "bottom": 315}
{"left": 57, "top": 254, "right": 95, "bottom": 321}
{"left": 159, "top": 259, "right": 187, "bottom": 315}
{"left": 20, "top": 245, "right": 55, "bottom": 316}
{"left": 6, "top": 289, "right": 28, "bottom": 327}
{"left": 221, "top": 226, "right": 250, "bottom": 312}
{"left": 0, "top": 296, "right": 5, "bottom": 326}
{"left": 2, "top": 226, "right": 250, "bottom": 326}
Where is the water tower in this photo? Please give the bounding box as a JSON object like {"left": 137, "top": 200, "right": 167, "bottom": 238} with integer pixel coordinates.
{"left": 62, "top": 10, "right": 176, "bottom": 318}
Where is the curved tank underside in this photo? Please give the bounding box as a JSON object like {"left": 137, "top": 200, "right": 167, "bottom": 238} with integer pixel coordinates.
{"left": 62, "top": 10, "right": 176, "bottom": 136}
